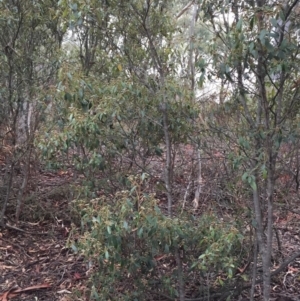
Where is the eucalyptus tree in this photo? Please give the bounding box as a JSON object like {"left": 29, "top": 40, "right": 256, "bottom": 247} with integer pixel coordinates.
{"left": 199, "top": 0, "right": 300, "bottom": 299}
{"left": 0, "top": 0, "right": 64, "bottom": 225}
{"left": 48, "top": 0, "right": 200, "bottom": 217}
{"left": 40, "top": 1, "right": 205, "bottom": 299}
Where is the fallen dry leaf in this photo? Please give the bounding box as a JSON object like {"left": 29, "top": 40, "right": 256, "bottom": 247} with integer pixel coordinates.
{"left": 57, "top": 289, "right": 71, "bottom": 294}
{"left": 73, "top": 272, "right": 81, "bottom": 280}
{"left": 1, "top": 290, "right": 10, "bottom": 301}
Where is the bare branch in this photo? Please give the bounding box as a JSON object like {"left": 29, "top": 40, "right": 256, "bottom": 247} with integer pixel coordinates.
{"left": 176, "top": 1, "right": 195, "bottom": 19}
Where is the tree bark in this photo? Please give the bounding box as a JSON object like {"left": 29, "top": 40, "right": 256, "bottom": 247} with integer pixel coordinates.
{"left": 0, "top": 163, "right": 14, "bottom": 227}
{"left": 161, "top": 101, "right": 173, "bottom": 218}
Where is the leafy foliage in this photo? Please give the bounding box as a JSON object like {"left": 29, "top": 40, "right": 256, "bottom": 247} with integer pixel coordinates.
{"left": 70, "top": 175, "right": 244, "bottom": 299}
{"left": 1, "top": 0, "right": 300, "bottom": 299}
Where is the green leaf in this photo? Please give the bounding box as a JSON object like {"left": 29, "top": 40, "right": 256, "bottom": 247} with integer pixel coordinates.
{"left": 130, "top": 186, "right": 137, "bottom": 195}
{"left": 242, "top": 172, "right": 248, "bottom": 182}
{"left": 249, "top": 16, "right": 255, "bottom": 31}
{"left": 236, "top": 18, "right": 243, "bottom": 31}
{"left": 64, "top": 92, "right": 72, "bottom": 101}
{"left": 228, "top": 267, "right": 233, "bottom": 278}
{"left": 91, "top": 285, "right": 100, "bottom": 300}
{"left": 92, "top": 216, "right": 101, "bottom": 224}
{"left": 137, "top": 227, "right": 143, "bottom": 238}
{"left": 250, "top": 181, "right": 257, "bottom": 191}
{"left": 248, "top": 175, "right": 257, "bottom": 191}
{"left": 259, "top": 29, "right": 267, "bottom": 45}
{"left": 279, "top": 10, "right": 285, "bottom": 21}
{"left": 249, "top": 41, "right": 254, "bottom": 52}
{"left": 78, "top": 88, "right": 84, "bottom": 100}
{"left": 71, "top": 243, "right": 78, "bottom": 253}
{"left": 71, "top": 3, "right": 77, "bottom": 11}
{"left": 155, "top": 147, "right": 163, "bottom": 156}
{"left": 270, "top": 18, "right": 278, "bottom": 27}
{"left": 190, "top": 261, "right": 198, "bottom": 269}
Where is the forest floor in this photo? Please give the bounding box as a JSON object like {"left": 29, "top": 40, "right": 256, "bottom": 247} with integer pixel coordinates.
{"left": 0, "top": 169, "right": 89, "bottom": 301}
{"left": 1, "top": 152, "right": 300, "bottom": 301}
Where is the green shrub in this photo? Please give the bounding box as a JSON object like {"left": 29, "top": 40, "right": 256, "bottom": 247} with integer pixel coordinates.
{"left": 69, "top": 175, "right": 244, "bottom": 300}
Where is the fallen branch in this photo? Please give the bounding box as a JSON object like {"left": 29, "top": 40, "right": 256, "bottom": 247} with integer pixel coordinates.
{"left": 0, "top": 284, "right": 51, "bottom": 301}
{"left": 1, "top": 220, "right": 48, "bottom": 235}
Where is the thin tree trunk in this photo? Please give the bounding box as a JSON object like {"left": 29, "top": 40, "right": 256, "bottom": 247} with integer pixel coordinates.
{"left": 182, "top": 170, "right": 192, "bottom": 210}
{"left": 15, "top": 147, "right": 32, "bottom": 223}
{"left": 0, "top": 163, "right": 14, "bottom": 227}
{"left": 262, "top": 159, "right": 276, "bottom": 300}
{"left": 252, "top": 180, "right": 264, "bottom": 258}
{"left": 188, "top": 2, "right": 198, "bottom": 92}
{"left": 161, "top": 101, "right": 173, "bottom": 218}
{"left": 188, "top": 2, "right": 202, "bottom": 212}
{"left": 250, "top": 236, "right": 258, "bottom": 301}
{"left": 192, "top": 148, "right": 202, "bottom": 209}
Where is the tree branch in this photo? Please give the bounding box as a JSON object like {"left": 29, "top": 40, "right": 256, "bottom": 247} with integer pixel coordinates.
{"left": 176, "top": 1, "right": 195, "bottom": 19}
